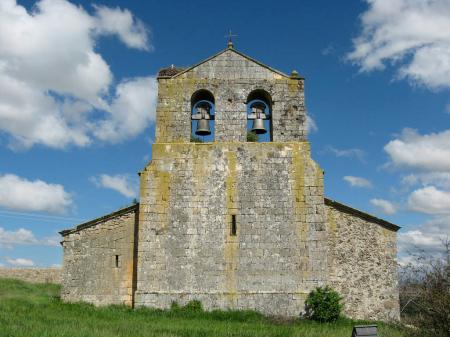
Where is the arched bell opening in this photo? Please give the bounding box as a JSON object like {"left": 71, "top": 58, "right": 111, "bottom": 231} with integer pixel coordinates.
{"left": 191, "top": 90, "right": 215, "bottom": 143}
{"left": 246, "top": 90, "right": 272, "bottom": 142}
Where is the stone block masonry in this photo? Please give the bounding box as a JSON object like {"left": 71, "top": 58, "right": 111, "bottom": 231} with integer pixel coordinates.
{"left": 0, "top": 268, "right": 61, "bottom": 284}
{"left": 155, "top": 49, "right": 307, "bottom": 144}
{"left": 60, "top": 205, "right": 138, "bottom": 306}
{"left": 135, "top": 141, "right": 327, "bottom": 316}
{"left": 326, "top": 200, "right": 400, "bottom": 321}
{"left": 59, "top": 46, "right": 400, "bottom": 320}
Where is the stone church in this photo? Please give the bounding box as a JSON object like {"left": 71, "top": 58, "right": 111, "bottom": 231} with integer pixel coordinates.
{"left": 60, "top": 44, "right": 400, "bottom": 321}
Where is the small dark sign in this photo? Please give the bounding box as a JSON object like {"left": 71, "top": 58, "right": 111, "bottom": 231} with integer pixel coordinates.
{"left": 351, "top": 325, "right": 378, "bottom": 337}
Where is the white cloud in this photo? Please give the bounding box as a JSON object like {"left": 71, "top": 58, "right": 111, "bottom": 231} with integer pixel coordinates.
{"left": 306, "top": 115, "right": 318, "bottom": 134}
{"left": 370, "top": 198, "right": 397, "bottom": 215}
{"left": 343, "top": 175, "right": 373, "bottom": 188}
{"left": 408, "top": 186, "right": 450, "bottom": 215}
{"left": 398, "top": 216, "right": 449, "bottom": 265}
{"left": 0, "top": 228, "right": 37, "bottom": 247}
{"left": 402, "top": 172, "right": 450, "bottom": 190}
{"left": 6, "top": 258, "right": 35, "bottom": 267}
{"left": 348, "top": 0, "right": 450, "bottom": 90}
{"left": 325, "top": 146, "right": 366, "bottom": 162}
{"left": 399, "top": 230, "right": 444, "bottom": 253}
{"left": 93, "top": 5, "right": 150, "bottom": 51}
{"left": 384, "top": 128, "right": 450, "bottom": 172}
{"left": 0, "top": 74, "right": 94, "bottom": 150}
{"left": 401, "top": 174, "right": 419, "bottom": 187}
{"left": 40, "top": 235, "right": 60, "bottom": 247}
{"left": 0, "top": 174, "right": 72, "bottom": 214}
{"left": 381, "top": 122, "right": 450, "bottom": 247}
{"left": 0, "top": 0, "right": 155, "bottom": 149}
{"left": 0, "top": 227, "right": 59, "bottom": 248}
{"left": 94, "top": 77, "right": 158, "bottom": 142}
{"left": 91, "top": 174, "right": 138, "bottom": 198}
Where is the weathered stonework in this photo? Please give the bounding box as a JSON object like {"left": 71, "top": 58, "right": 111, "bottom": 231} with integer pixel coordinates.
{"left": 135, "top": 142, "right": 326, "bottom": 316}
{"left": 155, "top": 49, "right": 306, "bottom": 143}
{"left": 0, "top": 268, "right": 61, "bottom": 284}
{"left": 325, "top": 200, "right": 400, "bottom": 321}
{"left": 60, "top": 205, "right": 138, "bottom": 306}
{"left": 60, "top": 46, "right": 400, "bottom": 320}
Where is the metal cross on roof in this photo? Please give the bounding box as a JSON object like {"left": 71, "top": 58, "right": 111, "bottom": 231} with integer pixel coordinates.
{"left": 225, "top": 29, "right": 237, "bottom": 48}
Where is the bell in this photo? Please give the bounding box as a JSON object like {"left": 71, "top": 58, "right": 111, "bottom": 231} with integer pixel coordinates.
{"left": 195, "top": 118, "right": 211, "bottom": 136}
{"left": 251, "top": 117, "right": 267, "bottom": 134}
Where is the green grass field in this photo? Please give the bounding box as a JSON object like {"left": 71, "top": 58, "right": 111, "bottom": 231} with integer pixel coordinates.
{"left": 0, "top": 278, "right": 406, "bottom": 337}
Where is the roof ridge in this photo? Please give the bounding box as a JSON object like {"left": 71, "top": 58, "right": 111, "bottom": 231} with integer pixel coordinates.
{"left": 59, "top": 203, "right": 139, "bottom": 236}
{"left": 324, "top": 197, "right": 400, "bottom": 232}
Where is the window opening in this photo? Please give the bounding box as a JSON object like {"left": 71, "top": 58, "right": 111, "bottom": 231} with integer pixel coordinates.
{"left": 246, "top": 90, "right": 272, "bottom": 142}
{"left": 231, "top": 215, "right": 237, "bottom": 236}
{"left": 191, "top": 90, "right": 215, "bottom": 142}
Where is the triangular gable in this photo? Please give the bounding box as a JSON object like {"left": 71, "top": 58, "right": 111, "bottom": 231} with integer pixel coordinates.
{"left": 172, "top": 47, "right": 291, "bottom": 80}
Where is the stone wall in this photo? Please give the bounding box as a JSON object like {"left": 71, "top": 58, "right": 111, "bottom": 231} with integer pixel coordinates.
{"left": 136, "top": 141, "right": 327, "bottom": 316}
{"left": 155, "top": 48, "right": 307, "bottom": 144}
{"left": 326, "top": 200, "right": 400, "bottom": 321}
{"left": 60, "top": 205, "right": 138, "bottom": 306}
{"left": 0, "top": 268, "right": 61, "bottom": 284}
{"left": 59, "top": 47, "right": 400, "bottom": 321}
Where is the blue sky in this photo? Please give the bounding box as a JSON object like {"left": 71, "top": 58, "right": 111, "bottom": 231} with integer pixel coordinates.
{"left": 0, "top": 0, "right": 449, "bottom": 267}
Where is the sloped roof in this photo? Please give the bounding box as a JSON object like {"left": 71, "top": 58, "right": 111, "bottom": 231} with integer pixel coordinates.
{"left": 59, "top": 198, "right": 399, "bottom": 237}
{"left": 157, "top": 46, "right": 295, "bottom": 79}
{"left": 325, "top": 198, "right": 400, "bottom": 231}
{"left": 59, "top": 204, "right": 139, "bottom": 236}
{"left": 158, "top": 66, "right": 186, "bottom": 77}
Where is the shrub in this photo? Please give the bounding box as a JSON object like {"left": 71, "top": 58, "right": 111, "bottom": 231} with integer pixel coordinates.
{"left": 170, "top": 300, "right": 203, "bottom": 313}
{"left": 183, "top": 300, "right": 203, "bottom": 312}
{"left": 305, "top": 286, "right": 343, "bottom": 322}
{"left": 246, "top": 131, "right": 258, "bottom": 142}
{"left": 399, "top": 242, "right": 449, "bottom": 337}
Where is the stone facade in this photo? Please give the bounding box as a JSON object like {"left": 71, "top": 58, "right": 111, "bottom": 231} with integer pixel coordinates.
{"left": 60, "top": 205, "right": 138, "bottom": 306}
{"left": 0, "top": 268, "right": 61, "bottom": 284}
{"left": 60, "top": 46, "right": 400, "bottom": 320}
{"left": 326, "top": 199, "right": 400, "bottom": 321}
{"left": 155, "top": 49, "right": 307, "bottom": 143}
{"left": 136, "top": 141, "right": 327, "bottom": 316}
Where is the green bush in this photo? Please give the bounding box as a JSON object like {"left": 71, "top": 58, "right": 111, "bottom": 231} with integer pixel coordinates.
{"left": 305, "top": 286, "right": 343, "bottom": 322}
{"left": 183, "top": 300, "right": 203, "bottom": 312}
{"left": 246, "top": 131, "right": 258, "bottom": 142}
{"left": 170, "top": 300, "right": 203, "bottom": 313}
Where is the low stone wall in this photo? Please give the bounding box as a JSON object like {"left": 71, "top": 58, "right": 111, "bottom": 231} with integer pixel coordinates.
{"left": 0, "top": 268, "right": 61, "bottom": 284}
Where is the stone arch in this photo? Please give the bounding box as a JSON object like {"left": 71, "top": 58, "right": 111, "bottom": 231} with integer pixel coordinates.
{"left": 191, "top": 89, "right": 215, "bottom": 107}
{"left": 191, "top": 89, "right": 215, "bottom": 142}
{"left": 246, "top": 89, "right": 273, "bottom": 142}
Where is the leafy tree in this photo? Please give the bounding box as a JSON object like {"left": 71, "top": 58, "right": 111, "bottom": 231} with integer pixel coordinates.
{"left": 399, "top": 241, "right": 449, "bottom": 337}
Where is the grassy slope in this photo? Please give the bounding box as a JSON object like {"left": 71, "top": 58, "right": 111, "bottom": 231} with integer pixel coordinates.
{"left": 0, "top": 278, "right": 405, "bottom": 337}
